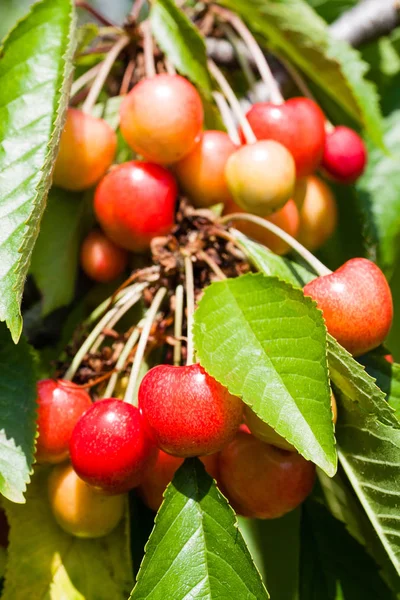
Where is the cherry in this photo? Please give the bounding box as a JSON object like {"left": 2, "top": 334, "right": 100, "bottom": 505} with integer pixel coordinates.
{"left": 385, "top": 354, "right": 394, "bottom": 364}
{"left": 138, "top": 363, "right": 243, "bottom": 457}
{"left": 219, "top": 428, "right": 315, "bottom": 519}
{"left": 245, "top": 394, "right": 337, "bottom": 451}
{"left": 80, "top": 230, "right": 128, "bottom": 283}
{"left": 321, "top": 126, "right": 367, "bottom": 183}
{"left": 36, "top": 379, "right": 92, "bottom": 465}
{"left": 292, "top": 177, "right": 308, "bottom": 210}
{"left": 48, "top": 463, "right": 125, "bottom": 538}
{"left": 297, "top": 176, "right": 337, "bottom": 251}
{"left": 53, "top": 108, "right": 117, "bottom": 191}
{"left": 244, "top": 98, "right": 326, "bottom": 178}
{"left": 225, "top": 140, "right": 296, "bottom": 216}
{"left": 304, "top": 258, "right": 393, "bottom": 356}
{"left": 224, "top": 198, "right": 299, "bottom": 255}
{"left": 139, "top": 450, "right": 219, "bottom": 511}
{"left": 70, "top": 399, "right": 156, "bottom": 494}
{"left": 120, "top": 74, "right": 203, "bottom": 165}
{"left": 94, "top": 161, "right": 177, "bottom": 252}
{"left": 173, "top": 131, "right": 237, "bottom": 208}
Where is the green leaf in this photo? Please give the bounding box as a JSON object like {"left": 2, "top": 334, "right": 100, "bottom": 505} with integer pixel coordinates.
{"left": 150, "top": 0, "right": 211, "bottom": 93}
{"left": 0, "top": 323, "right": 37, "bottom": 503}
{"left": 235, "top": 232, "right": 314, "bottom": 287}
{"left": 219, "top": 0, "right": 383, "bottom": 146}
{"left": 0, "top": 0, "right": 76, "bottom": 342}
{"left": 30, "top": 188, "right": 88, "bottom": 316}
{"left": 358, "top": 353, "right": 400, "bottom": 421}
{"left": 238, "top": 510, "right": 301, "bottom": 599}
{"left": 356, "top": 110, "right": 400, "bottom": 279}
{"left": 194, "top": 273, "right": 336, "bottom": 475}
{"left": 328, "top": 337, "right": 400, "bottom": 578}
{"left": 3, "top": 468, "right": 134, "bottom": 599}
{"left": 130, "top": 458, "right": 268, "bottom": 599}
{"left": 300, "top": 500, "right": 393, "bottom": 600}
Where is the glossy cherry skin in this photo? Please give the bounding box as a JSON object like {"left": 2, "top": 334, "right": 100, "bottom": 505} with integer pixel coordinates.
{"left": 224, "top": 198, "right": 299, "bottom": 255}
{"left": 53, "top": 108, "right": 117, "bottom": 191}
{"left": 48, "top": 463, "right": 125, "bottom": 538}
{"left": 80, "top": 230, "right": 128, "bottom": 283}
{"left": 245, "top": 98, "right": 326, "bottom": 178}
{"left": 245, "top": 394, "right": 337, "bottom": 451}
{"left": 173, "top": 131, "right": 237, "bottom": 208}
{"left": 139, "top": 363, "right": 243, "bottom": 457}
{"left": 298, "top": 176, "right": 337, "bottom": 251}
{"left": 36, "top": 379, "right": 92, "bottom": 465}
{"left": 120, "top": 74, "right": 203, "bottom": 165}
{"left": 139, "top": 450, "right": 219, "bottom": 511}
{"left": 70, "top": 399, "right": 156, "bottom": 494}
{"left": 225, "top": 140, "right": 296, "bottom": 216}
{"left": 321, "top": 126, "right": 367, "bottom": 183}
{"left": 94, "top": 161, "right": 177, "bottom": 252}
{"left": 219, "top": 428, "right": 315, "bottom": 519}
{"left": 304, "top": 258, "right": 393, "bottom": 356}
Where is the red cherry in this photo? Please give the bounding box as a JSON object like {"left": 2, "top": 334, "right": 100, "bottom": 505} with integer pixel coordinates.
{"left": 218, "top": 428, "right": 315, "bottom": 519}
{"left": 385, "top": 354, "right": 394, "bottom": 364}
{"left": 245, "top": 98, "right": 326, "bottom": 178}
{"left": 120, "top": 74, "right": 203, "bottom": 164}
{"left": 94, "top": 161, "right": 177, "bottom": 252}
{"left": 304, "top": 258, "right": 393, "bottom": 356}
{"left": 139, "top": 450, "right": 219, "bottom": 511}
{"left": 70, "top": 399, "right": 156, "bottom": 494}
{"left": 321, "top": 126, "right": 367, "bottom": 183}
{"left": 36, "top": 379, "right": 92, "bottom": 464}
{"left": 80, "top": 230, "right": 128, "bottom": 283}
{"left": 173, "top": 131, "right": 237, "bottom": 208}
{"left": 224, "top": 198, "right": 300, "bottom": 255}
{"left": 138, "top": 363, "right": 243, "bottom": 457}
{"left": 53, "top": 108, "right": 117, "bottom": 191}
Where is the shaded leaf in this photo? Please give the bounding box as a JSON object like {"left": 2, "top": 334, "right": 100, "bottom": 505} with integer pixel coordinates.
{"left": 0, "top": 0, "right": 76, "bottom": 341}
{"left": 30, "top": 188, "right": 88, "bottom": 316}
{"left": 130, "top": 458, "right": 268, "bottom": 599}
{"left": 150, "top": 0, "right": 211, "bottom": 93}
{"left": 0, "top": 323, "right": 37, "bottom": 502}
{"left": 358, "top": 352, "right": 400, "bottom": 421}
{"left": 3, "top": 469, "right": 133, "bottom": 599}
{"left": 194, "top": 273, "right": 336, "bottom": 475}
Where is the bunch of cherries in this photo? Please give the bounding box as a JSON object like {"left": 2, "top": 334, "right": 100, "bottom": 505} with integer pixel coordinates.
{"left": 38, "top": 70, "right": 393, "bottom": 539}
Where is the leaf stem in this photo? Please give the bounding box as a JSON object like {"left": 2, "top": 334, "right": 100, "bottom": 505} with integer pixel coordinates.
{"left": 219, "top": 213, "right": 332, "bottom": 276}
{"left": 82, "top": 35, "right": 130, "bottom": 114}
{"left": 173, "top": 285, "right": 184, "bottom": 366}
{"left": 208, "top": 59, "right": 256, "bottom": 144}
{"left": 142, "top": 21, "right": 156, "bottom": 78}
{"left": 212, "top": 91, "right": 241, "bottom": 144}
{"left": 184, "top": 256, "right": 196, "bottom": 366}
{"left": 213, "top": 6, "right": 283, "bottom": 104}
{"left": 124, "top": 287, "right": 167, "bottom": 405}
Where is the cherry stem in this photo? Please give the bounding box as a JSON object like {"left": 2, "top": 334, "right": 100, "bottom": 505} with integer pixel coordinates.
{"left": 142, "top": 21, "right": 156, "bottom": 78}
{"left": 198, "top": 250, "right": 227, "bottom": 280}
{"left": 90, "top": 283, "right": 148, "bottom": 353}
{"left": 75, "top": 1, "right": 116, "bottom": 27}
{"left": 165, "top": 59, "right": 176, "bottom": 75}
{"left": 223, "top": 25, "right": 257, "bottom": 92}
{"left": 207, "top": 59, "right": 256, "bottom": 144}
{"left": 173, "top": 285, "right": 184, "bottom": 366}
{"left": 119, "top": 58, "right": 136, "bottom": 95}
{"left": 86, "top": 283, "right": 141, "bottom": 326}
{"left": 71, "top": 63, "right": 102, "bottom": 98}
{"left": 213, "top": 6, "right": 283, "bottom": 105}
{"left": 219, "top": 213, "right": 332, "bottom": 277}
{"left": 124, "top": 286, "right": 167, "bottom": 405}
{"left": 82, "top": 35, "right": 129, "bottom": 114}
{"left": 184, "top": 256, "right": 196, "bottom": 366}
{"left": 64, "top": 285, "right": 145, "bottom": 381}
{"left": 130, "top": 0, "right": 146, "bottom": 21}
{"left": 212, "top": 91, "right": 241, "bottom": 144}
{"left": 103, "top": 317, "right": 145, "bottom": 398}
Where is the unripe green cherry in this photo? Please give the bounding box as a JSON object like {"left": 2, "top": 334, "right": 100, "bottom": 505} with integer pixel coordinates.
{"left": 225, "top": 140, "right": 296, "bottom": 216}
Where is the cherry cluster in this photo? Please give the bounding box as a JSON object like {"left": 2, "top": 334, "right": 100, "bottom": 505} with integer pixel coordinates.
{"left": 40, "top": 67, "right": 394, "bottom": 540}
